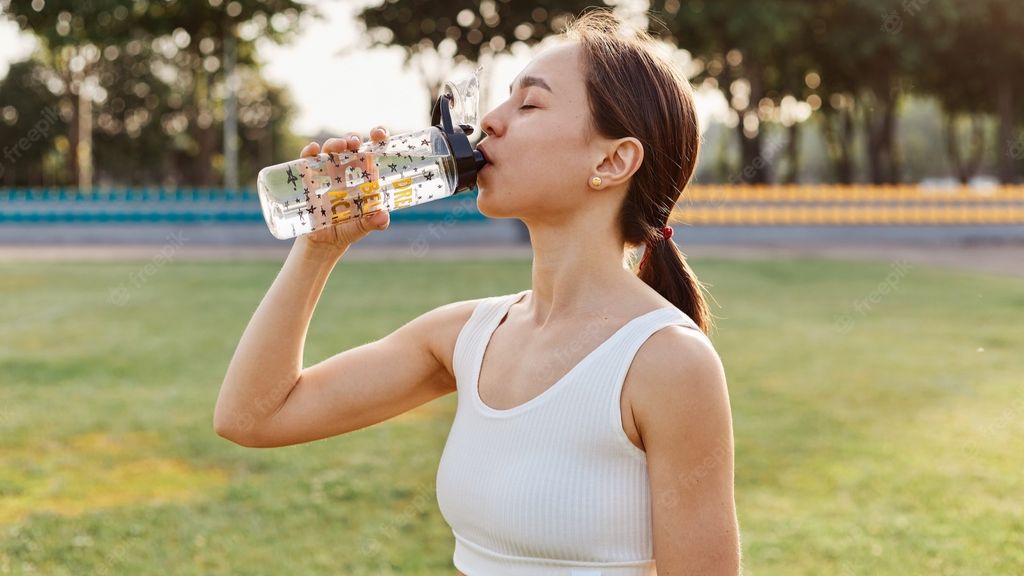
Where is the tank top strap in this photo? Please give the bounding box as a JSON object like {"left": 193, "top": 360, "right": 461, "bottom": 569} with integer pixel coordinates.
{"left": 601, "top": 307, "right": 707, "bottom": 423}
{"left": 453, "top": 290, "right": 529, "bottom": 392}
{"left": 607, "top": 307, "right": 704, "bottom": 375}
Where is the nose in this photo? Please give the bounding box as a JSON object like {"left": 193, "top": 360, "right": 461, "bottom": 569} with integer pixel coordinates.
{"left": 480, "top": 106, "right": 503, "bottom": 138}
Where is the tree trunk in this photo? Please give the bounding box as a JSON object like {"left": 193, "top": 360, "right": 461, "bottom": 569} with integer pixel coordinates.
{"left": 945, "top": 114, "right": 966, "bottom": 184}
{"left": 881, "top": 95, "right": 900, "bottom": 183}
{"left": 996, "top": 75, "right": 1015, "bottom": 183}
{"left": 66, "top": 80, "right": 80, "bottom": 188}
{"left": 821, "top": 107, "right": 854, "bottom": 184}
{"left": 840, "top": 107, "right": 854, "bottom": 183}
{"left": 784, "top": 122, "right": 800, "bottom": 184}
{"left": 192, "top": 51, "right": 216, "bottom": 187}
{"left": 946, "top": 113, "right": 988, "bottom": 185}
{"left": 966, "top": 117, "right": 986, "bottom": 182}
{"left": 734, "top": 124, "right": 768, "bottom": 183}
{"left": 223, "top": 28, "right": 239, "bottom": 189}
{"left": 863, "top": 89, "right": 898, "bottom": 184}
{"left": 741, "top": 63, "right": 768, "bottom": 183}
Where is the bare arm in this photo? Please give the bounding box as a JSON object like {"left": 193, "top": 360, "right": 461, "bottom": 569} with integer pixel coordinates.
{"left": 213, "top": 233, "right": 344, "bottom": 444}
{"left": 214, "top": 130, "right": 474, "bottom": 447}
{"left": 631, "top": 327, "right": 741, "bottom": 575}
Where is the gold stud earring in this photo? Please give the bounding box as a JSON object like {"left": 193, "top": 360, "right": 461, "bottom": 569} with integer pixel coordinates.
{"left": 591, "top": 176, "right": 602, "bottom": 188}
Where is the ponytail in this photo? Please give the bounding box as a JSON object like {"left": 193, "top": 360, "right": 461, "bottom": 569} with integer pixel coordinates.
{"left": 635, "top": 230, "right": 714, "bottom": 335}
{"left": 566, "top": 10, "right": 713, "bottom": 334}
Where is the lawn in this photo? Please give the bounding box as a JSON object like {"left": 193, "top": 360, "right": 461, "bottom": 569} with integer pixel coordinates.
{"left": 0, "top": 254, "right": 1021, "bottom": 575}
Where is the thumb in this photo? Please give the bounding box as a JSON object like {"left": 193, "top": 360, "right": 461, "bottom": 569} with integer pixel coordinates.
{"left": 333, "top": 210, "right": 389, "bottom": 245}
{"left": 371, "top": 209, "right": 390, "bottom": 230}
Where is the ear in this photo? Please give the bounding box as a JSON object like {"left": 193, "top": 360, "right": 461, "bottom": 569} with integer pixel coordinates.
{"left": 591, "top": 137, "right": 644, "bottom": 189}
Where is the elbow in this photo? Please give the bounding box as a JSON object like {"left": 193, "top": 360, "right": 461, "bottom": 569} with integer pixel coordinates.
{"left": 213, "top": 408, "right": 260, "bottom": 447}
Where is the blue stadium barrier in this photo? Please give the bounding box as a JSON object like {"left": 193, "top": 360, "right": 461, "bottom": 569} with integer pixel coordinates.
{"left": 0, "top": 187, "right": 485, "bottom": 224}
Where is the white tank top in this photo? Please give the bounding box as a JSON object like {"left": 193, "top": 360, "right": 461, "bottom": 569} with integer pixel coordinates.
{"left": 436, "top": 290, "right": 706, "bottom": 576}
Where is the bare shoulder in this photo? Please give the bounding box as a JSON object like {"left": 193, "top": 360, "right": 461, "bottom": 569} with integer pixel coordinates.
{"left": 627, "top": 326, "right": 739, "bottom": 574}
{"left": 403, "top": 295, "right": 492, "bottom": 392}
{"left": 624, "top": 324, "right": 731, "bottom": 443}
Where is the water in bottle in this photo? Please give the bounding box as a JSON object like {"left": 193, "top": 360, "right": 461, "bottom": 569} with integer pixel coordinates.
{"left": 256, "top": 69, "right": 486, "bottom": 240}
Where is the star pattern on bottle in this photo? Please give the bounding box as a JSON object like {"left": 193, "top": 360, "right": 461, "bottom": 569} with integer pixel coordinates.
{"left": 286, "top": 166, "right": 298, "bottom": 188}
{"left": 424, "top": 171, "right": 434, "bottom": 181}
{"left": 328, "top": 153, "right": 340, "bottom": 167}
{"left": 307, "top": 205, "right": 316, "bottom": 215}
{"left": 334, "top": 176, "right": 343, "bottom": 184}
{"left": 420, "top": 138, "right": 429, "bottom": 146}
{"left": 360, "top": 169, "right": 371, "bottom": 180}
{"left": 388, "top": 163, "right": 398, "bottom": 173}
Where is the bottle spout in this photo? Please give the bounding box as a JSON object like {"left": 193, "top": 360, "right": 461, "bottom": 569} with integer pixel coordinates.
{"left": 433, "top": 87, "right": 488, "bottom": 192}
{"left": 431, "top": 67, "right": 487, "bottom": 192}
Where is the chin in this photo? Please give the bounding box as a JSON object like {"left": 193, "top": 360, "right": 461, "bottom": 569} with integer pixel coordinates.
{"left": 475, "top": 182, "right": 517, "bottom": 219}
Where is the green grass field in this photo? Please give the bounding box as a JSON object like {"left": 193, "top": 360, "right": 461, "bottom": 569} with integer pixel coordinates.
{"left": 1, "top": 255, "right": 1021, "bottom": 575}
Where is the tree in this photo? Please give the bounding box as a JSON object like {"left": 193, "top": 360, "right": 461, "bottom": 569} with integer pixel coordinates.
{"left": 355, "top": 0, "right": 609, "bottom": 120}
{"left": 2, "top": 0, "right": 307, "bottom": 187}
{"left": 0, "top": 59, "right": 66, "bottom": 186}
{"left": 647, "top": 0, "right": 811, "bottom": 183}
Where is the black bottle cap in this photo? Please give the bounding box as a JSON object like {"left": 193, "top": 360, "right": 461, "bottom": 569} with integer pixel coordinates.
{"left": 432, "top": 94, "right": 488, "bottom": 192}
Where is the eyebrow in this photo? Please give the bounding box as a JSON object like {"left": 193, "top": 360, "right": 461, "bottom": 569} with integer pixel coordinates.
{"left": 509, "top": 75, "right": 554, "bottom": 95}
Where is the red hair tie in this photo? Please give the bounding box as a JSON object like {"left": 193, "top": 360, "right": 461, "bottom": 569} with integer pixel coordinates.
{"left": 638, "top": 226, "right": 674, "bottom": 271}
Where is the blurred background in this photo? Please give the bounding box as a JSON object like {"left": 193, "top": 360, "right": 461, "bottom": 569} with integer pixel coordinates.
{"left": 0, "top": 1, "right": 1022, "bottom": 575}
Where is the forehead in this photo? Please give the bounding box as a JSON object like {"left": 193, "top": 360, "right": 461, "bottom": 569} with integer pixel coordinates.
{"left": 511, "top": 42, "right": 583, "bottom": 94}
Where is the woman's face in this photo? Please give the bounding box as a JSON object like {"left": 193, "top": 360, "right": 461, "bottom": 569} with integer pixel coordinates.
{"left": 476, "top": 41, "right": 602, "bottom": 220}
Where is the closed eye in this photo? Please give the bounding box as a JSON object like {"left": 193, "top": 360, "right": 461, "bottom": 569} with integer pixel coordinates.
{"left": 519, "top": 105, "right": 538, "bottom": 110}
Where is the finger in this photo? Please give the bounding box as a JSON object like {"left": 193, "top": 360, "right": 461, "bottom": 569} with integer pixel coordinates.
{"left": 371, "top": 209, "right": 390, "bottom": 230}
{"left": 321, "top": 137, "right": 348, "bottom": 155}
{"left": 369, "top": 126, "right": 389, "bottom": 142}
{"left": 345, "top": 133, "right": 361, "bottom": 151}
{"left": 334, "top": 212, "right": 378, "bottom": 245}
{"left": 300, "top": 141, "right": 320, "bottom": 158}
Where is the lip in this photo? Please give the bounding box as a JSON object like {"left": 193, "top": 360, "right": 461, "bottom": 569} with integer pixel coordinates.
{"left": 477, "top": 145, "right": 494, "bottom": 166}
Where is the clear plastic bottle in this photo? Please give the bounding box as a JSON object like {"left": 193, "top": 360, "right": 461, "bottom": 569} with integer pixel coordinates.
{"left": 256, "top": 70, "right": 486, "bottom": 240}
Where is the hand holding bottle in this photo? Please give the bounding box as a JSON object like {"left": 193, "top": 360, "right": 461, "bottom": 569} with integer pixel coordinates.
{"left": 256, "top": 69, "right": 486, "bottom": 243}
{"left": 295, "top": 127, "right": 391, "bottom": 256}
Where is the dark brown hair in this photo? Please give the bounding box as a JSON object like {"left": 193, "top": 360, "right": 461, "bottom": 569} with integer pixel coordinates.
{"left": 565, "top": 9, "right": 714, "bottom": 334}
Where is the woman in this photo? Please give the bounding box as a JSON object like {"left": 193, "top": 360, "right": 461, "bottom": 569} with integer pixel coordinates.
{"left": 215, "top": 9, "right": 740, "bottom": 576}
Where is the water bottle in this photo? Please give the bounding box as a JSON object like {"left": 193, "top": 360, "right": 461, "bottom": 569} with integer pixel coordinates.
{"left": 256, "top": 69, "right": 488, "bottom": 240}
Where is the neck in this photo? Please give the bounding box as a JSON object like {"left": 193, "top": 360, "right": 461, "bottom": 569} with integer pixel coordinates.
{"left": 521, "top": 210, "right": 636, "bottom": 327}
